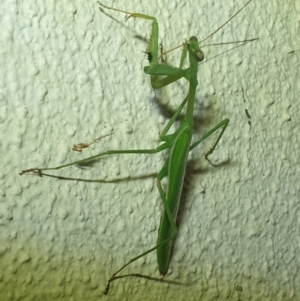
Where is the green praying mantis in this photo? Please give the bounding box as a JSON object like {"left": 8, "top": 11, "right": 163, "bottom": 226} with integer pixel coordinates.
{"left": 19, "top": 0, "right": 257, "bottom": 294}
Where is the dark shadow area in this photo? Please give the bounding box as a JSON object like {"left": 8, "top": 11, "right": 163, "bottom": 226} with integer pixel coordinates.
{"left": 162, "top": 154, "right": 232, "bottom": 265}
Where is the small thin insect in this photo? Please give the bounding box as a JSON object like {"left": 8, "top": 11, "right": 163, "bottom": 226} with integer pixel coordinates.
{"left": 72, "top": 132, "right": 113, "bottom": 153}
{"left": 20, "top": 0, "right": 257, "bottom": 294}
{"left": 242, "top": 86, "right": 251, "bottom": 126}
{"left": 242, "top": 86, "right": 246, "bottom": 103}
{"left": 245, "top": 109, "right": 251, "bottom": 119}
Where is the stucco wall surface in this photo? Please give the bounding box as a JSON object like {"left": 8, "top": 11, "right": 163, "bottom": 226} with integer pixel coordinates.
{"left": 0, "top": 0, "right": 299, "bottom": 300}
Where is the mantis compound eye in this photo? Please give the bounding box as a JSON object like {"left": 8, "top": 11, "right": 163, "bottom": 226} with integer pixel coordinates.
{"left": 189, "top": 36, "right": 204, "bottom": 62}
{"left": 195, "top": 49, "right": 204, "bottom": 62}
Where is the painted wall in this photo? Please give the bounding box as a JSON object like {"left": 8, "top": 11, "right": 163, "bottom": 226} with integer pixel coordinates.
{"left": 1, "top": 0, "right": 299, "bottom": 300}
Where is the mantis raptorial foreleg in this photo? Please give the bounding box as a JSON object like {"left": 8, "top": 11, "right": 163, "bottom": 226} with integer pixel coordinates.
{"left": 20, "top": 0, "right": 257, "bottom": 294}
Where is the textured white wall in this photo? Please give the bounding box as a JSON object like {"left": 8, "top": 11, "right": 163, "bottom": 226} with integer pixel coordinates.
{"left": 1, "top": 0, "right": 299, "bottom": 300}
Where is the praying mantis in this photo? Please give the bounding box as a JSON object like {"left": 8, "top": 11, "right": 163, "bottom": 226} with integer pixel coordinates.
{"left": 19, "top": 0, "right": 257, "bottom": 294}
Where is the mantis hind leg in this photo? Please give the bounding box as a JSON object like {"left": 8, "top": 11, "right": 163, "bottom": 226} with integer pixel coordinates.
{"left": 103, "top": 161, "right": 178, "bottom": 293}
